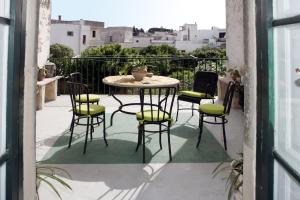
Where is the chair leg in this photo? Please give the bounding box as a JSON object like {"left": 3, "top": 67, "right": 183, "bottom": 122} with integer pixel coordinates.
{"left": 159, "top": 123, "right": 162, "bottom": 150}
{"left": 90, "top": 118, "right": 93, "bottom": 141}
{"left": 167, "top": 122, "right": 172, "bottom": 161}
{"left": 96, "top": 101, "right": 100, "bottom": 124}
{"left": 68, "top": 115, "right": 75, "bottom": 148}
{"left": 142, "top": 125, "right": 146, "bottom": 163}
{"left": 176, "top": 98, "right": 180, "bottom": 121}
{"left": 136, "top": 125, "right": 142, "bottom": 152}
{"left": 83, "top": 117, "right": 90, "bottom": 154}
{"left": 103, "top": 113, "right": 108, "bottom": 146}
{"left": 222, "top": 116, "right": 227, "bottom": 150}
{"left": 191, "top": 103, "right": 194, "bottom": 116}
{"left": 69, "top": 114, "right": 75, "bottom": 131}
{"left": 196, "top": 114, "right": 204, "bottom": 148}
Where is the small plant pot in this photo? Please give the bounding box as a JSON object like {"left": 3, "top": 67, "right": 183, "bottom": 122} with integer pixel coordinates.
{"left": 37, "top": 69, "right": 47, "bottom": 81}
{"left": 45, "top": 62, "right": 56, "bottom": 78}
{"left": 132, "top": 70, "right": 147, "bottom": 81}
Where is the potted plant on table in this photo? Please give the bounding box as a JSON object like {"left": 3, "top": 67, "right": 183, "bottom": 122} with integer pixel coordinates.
{"left": 212, "top": 153, "right": 243, "bottom": 200}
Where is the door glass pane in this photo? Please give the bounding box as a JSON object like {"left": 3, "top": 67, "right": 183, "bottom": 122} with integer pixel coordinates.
{"left": 0, "top": 0, "right": 10, "bottom": 18}
{"left": 0, "top": 164, "right": 6, "bottom": 200}
{"left": 0, "top": 24, "right": 8, "bottom": 156}
{"left": 274, "top": 161, "right": 300, "bottom": 200}
{"left": 274, "top": 0, "right": 300, "bottom": 19}
{"left": 274, "top": 24, "right": 300, "bottom": 174}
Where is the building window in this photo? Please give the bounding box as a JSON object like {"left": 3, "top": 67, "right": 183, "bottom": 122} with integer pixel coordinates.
{"left": 67, "top": 31, "right": 74, "bottom": 36}
{"left": 82, "top": 35, "right": 86, "bottom": 45}
{"left": 92, "top": 31, "right": 96, "bottom": 38}
{"left": 136, "top": 40, "right": 139, "bottom": 43}
{"left": 109, "top": 36, "right": 113, "bottom": 42}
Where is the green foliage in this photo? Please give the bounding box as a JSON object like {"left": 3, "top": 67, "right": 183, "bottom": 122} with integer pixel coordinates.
{"left": 81, "top": 43, "right": 123, "bottom": 57}
{"left": 212, "top": 153, "right": 243, "bottom": 200}
{"left": 36, "top": 164, "right": 72, "bottom": 200}
{"left": 192, "top": 47, "right": 226, "bottom": 58}
{"left": 191, "top": 47, "right": 227, "bottom": 75}
{"left": 50, "top": 44, "right": 74, "bottom": 59}
{"left": 139, "top": 45, "right": 179, "bottom": 56}
{"left": 170, "top": 70, "right": 194, "bottom": 90}
{"left": 148, "top": 27, "right": 173, "bottom": 34}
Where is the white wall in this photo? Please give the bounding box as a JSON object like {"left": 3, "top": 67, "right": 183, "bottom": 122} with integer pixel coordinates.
{"left": 242, "top": 1, "right": 257, "bottom": 199}
{"left": 226, "top": 1, "right": 257, "bottom": 199}
{"left": 132, "top": 36, "right": 152, "bottom": 48}
{"left": 79, "top": 24, "right": 91, "bottom": 53}
{"left": 175, "top": 41, "right": 205, "bottom": 52}
{"left": 37, "top": 0, "right": 51, "bottom": 66}
{"left": 226, "top": 0, "right": 245, "bottom": 68}
{"left": 50, "top": 23, "right": 81, "bottom": 55}
{"left": 24, "top": 0, "right": 40, "bottom": 199}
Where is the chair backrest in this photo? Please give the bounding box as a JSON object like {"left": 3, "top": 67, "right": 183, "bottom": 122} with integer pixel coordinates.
{"left": 139, "top": 87, "right": 177, "bottom": 122}
{"left": 67, "top": 81, "right": 90, "bottom": 115}
{"left": 193, "top": 71, "right": 218, "bottom": 97}
{"left": 69, "top": 72, "right": 83, "bottom": 83}
{"left": 223, "top": 81, "right": 236, "bottom": 115}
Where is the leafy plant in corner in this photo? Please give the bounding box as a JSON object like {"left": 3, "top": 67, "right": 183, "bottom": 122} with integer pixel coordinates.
{"left": 36, "top": 163, "right": 72, "bottom": 200}
{"left": 212, "top": 153, "right": 243, "bottom": 200}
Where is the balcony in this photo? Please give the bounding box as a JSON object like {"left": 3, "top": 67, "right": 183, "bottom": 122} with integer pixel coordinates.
{"left": 36, "top": 56, "right": 243, "bottom": 199}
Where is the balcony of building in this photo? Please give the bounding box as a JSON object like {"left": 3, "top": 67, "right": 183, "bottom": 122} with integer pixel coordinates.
{"left": 35, "top": 56, "right": 244, "bottom": 200}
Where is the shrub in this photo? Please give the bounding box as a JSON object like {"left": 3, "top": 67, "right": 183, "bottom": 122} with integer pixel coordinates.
{"left": 50, "top": 44, "right": 74, "bottom": 59}
{"left": 81, "top": 43, "right": 123, "bottom": 57}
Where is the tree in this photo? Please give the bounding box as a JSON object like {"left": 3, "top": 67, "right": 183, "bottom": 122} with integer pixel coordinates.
{"left": 191, "top": 47, "right": 226, "bottom": 58}
{"left": 81, "top": 43, "right": 123, "bottom": 57}
{"left": 50, "top": 44, "right": 74, "bottom": 59}
{"left": 139, "top": 45, "right": 179, "bottom": 56}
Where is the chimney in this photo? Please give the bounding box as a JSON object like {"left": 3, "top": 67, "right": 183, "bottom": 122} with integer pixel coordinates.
{"left": 58, "top": 15, "right": 62, "bottom": 21}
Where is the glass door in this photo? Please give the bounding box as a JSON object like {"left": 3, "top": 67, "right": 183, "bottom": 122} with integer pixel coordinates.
{"left": 272, "top": 0, "right": 300, "bottom": 199}
{"left": 0, "top": 0, "right": 11, "bottom": 199}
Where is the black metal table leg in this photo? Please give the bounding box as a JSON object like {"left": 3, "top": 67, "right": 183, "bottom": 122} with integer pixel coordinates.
{"left": 110, "top": 93, "right": 123, "bottom": 126}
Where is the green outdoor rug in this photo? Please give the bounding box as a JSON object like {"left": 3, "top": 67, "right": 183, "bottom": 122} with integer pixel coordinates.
{"left": 41, "top": 113, "right": 231, "bottom": 164}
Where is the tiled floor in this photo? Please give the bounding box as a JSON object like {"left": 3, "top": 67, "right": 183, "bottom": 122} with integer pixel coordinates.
{"left": 36, "top": 95, "right": 244, "bottom": 200}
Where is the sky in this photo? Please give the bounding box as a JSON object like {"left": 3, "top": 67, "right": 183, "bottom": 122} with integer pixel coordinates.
{"left": 52, "top": 0, "right": 226, "bottom": 31}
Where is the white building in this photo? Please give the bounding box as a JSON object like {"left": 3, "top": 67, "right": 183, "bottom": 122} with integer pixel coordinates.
{"left": 174, "top": 23, "right": 226, "bottom": 52}
{"left": 51, "top": 16, "right": 105, "bottom": 55}
{"left": 51, "top": 17, "right": 226, "bottom": 54}
{"left": 51, "top": 16, "right": 133, "bottom": 55}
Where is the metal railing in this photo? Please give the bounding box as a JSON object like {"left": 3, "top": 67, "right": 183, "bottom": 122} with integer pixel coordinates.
{"left": 50, "top": 56, "right": 227, "bottom": 94}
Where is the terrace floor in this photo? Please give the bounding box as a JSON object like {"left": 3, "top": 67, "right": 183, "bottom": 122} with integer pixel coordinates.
{"left": 36, "top": 95, "right": 244, "bottom": 200}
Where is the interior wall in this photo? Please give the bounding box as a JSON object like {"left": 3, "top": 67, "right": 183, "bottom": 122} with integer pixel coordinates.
{"left": 226, "top": 0, "right": 245, "bottom": 69}
{"left": 242, "top": 0, "right": 257, "bottom": 200}
{"left": 226, "top": 0, "right": 257, "bottom": 199}
{"left": 23, "top": 0, "right": 39, "bottom": 198}
{"left": 37, "top": 0, "right": 51, "bottom": 67}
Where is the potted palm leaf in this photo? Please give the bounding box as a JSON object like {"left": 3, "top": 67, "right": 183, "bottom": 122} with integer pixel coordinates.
{"left": 212, "top": 153, "right": 243, "bottom": 200}
{"left": 36, "top": 164, "right": 72, "bottom": 200}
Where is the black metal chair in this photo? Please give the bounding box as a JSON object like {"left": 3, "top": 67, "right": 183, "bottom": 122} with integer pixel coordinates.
{"left": 67, "top": 81, "right": 108, "bottom": 154}
{"left": 135, "top": 87, "right": 177, "bottom": 163}
{"left": 176, "top": 71, "right": 218, "bottom": 121}
{"left": 69, "top": 72, "right": 100, "bottom": 104}
{"left": 196, "top": 81, "right": 236, "bottom": 150}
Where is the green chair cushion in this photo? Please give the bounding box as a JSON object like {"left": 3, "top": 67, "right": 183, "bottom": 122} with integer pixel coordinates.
{"left": 199, "top": 104, "right": 225, "bottom": 115}
{"left": 75, "top": 94, "right": 100, "bottom": 103}
{"left": 136, "top": 110, "right": 171, "bottom": 122}
{"left": 181, "top": 91, "right": 213, "bottom": 99}
{"left": 75, "top": 104, "right": 105, "bottom": 116}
